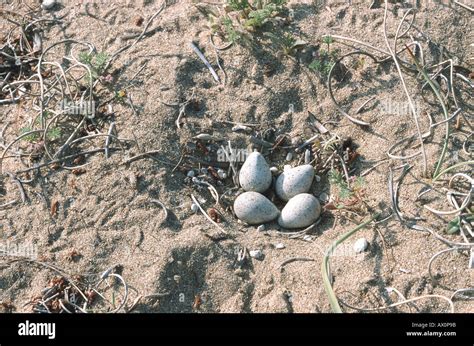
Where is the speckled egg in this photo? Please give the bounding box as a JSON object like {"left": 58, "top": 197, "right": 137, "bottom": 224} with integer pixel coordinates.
{"left": 234, "top": 191, "right": 279, "bottom": 225}
{"left": 239, "top": 152, "right": 272, "bottom": 192}
{"left": 275, "top": 165, "right": 315, "bottom": 201}
{"left": 278, "top": 193, "right": 321, "bottom": 229}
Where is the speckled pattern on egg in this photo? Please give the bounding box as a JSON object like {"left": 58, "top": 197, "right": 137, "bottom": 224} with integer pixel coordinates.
{"left": 278, "top": 193, "right": 321, "bottom": 229}
{"left": 239, "top": 151, "right": 272, "bottom": 192}
{"left": 275, "top": 165, "right": 315, "bottom": 201}
{"left": 234, "top": 191, "right": 280, "bottom": 225}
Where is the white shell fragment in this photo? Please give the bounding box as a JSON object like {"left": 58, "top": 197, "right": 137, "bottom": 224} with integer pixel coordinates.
{"left": 257, "top": 224, "right": 266, "bottom": 232}
{"left": 234, "top": 192, "right": 280, "bottom": 225}
{"left": 193, "top": 133, "right": 215, "bottom": 141}
{"left": 275, "top": 165, "right": 315, "bottom": 201}
{"left": 191, "top": 203, "right": 199, "bottom": 213}
{"left": 239, "top": 151, "right": 272, "bottom": 192}
{"left": 304, "top": 149, "right": 311, "bottom": 164}
{"left": 285, "top": 152, "right": 293, "bottom": 161}
{"left": 469, "top": 251, "right": 474, "bottom": 269}
{"left": 291, "top": 137, "right": 301, "bottom": 146}
{"left": 249, "top": 249, "right": 264, "bottom": 260}
{"left": 275, "top": 243, "right": 285, "bottom": 249}
{"left": 354, "top": 238, "right": 369, "bottom": 253}
{"left": 232, "top": 124, "right": 252, "bottom": 132}
{"left": 217, "top": 169, "right": 227, "bottom": 179}
{"left": 278, "top": 193, "right": 321, "bottom": 229}
{"left": 270, "top": 167, "right": 279, "bottom": 175}
{"left": 41, "top": 0, "right": 57, "bottom": 10}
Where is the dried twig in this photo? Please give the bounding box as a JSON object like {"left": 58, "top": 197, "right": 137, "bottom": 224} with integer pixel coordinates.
{"left": 190, "top": 42, "right": 220, "bottom": 83}
{"left": 191, "top": 194, "right": 227, "bottom": 234}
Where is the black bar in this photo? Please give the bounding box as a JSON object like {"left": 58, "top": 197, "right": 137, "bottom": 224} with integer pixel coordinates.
{"left": 0, "top": 313, "right": 472, "bottom": 345}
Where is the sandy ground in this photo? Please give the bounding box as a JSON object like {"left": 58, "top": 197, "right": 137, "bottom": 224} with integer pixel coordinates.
{"left": 0, "top": 0, "right": 473, "bottom": 313}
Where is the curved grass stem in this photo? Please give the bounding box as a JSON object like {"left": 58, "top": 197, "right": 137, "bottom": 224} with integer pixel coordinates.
{"left": 321, "top": 213, "right": 380, "bottom": 313}
{"left": 403, "top": 46, "right": 450, "bottom": 179}
{"left": 432, "top": 161, "right": 474, "bottom": 182}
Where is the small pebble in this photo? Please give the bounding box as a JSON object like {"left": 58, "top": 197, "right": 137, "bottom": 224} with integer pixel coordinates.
{"left": 288, "top": 103, "right": 295, "bottom": 113}
{"left": 469, "top": 252, "right": 474, "bottom": 269}
{"left": 291, "top": 137, "right": 301, "bottom": 146}
{"left": 191, "top": 203, "right": 199, "bottom": 213}
{"left": 303, "top": 235, "right": 313, "bottom": 242}
{"left": 285, "top": 152, "right": 293, "bottom": 161}
{"left": 249, "top": 250, "right": 264, "bottom": 260}
{"left": 41, "top": 0, "right": 57, "bottom": 10}
{"left": 275, "top": 243, "right": 285, "bottom": 249}
{"left": 304, "top": 149, "right": 311, "bottom": 164}
{"left": 232, "top": 124, "right": 252, "bottom": 132}
{"left": 250, "top": 64, "right": 259, "bottom": 79}
{"left": 270, "top": 167, "right": 279, "bottom": 175}
{"left": 187, "top": 170, "right": 195, "bottom": 178}
{"left": 257, "top": 224, "right": 266, "bottom": 232}
{"left": 234, "top": 268, "right": 245, "bottom": 276}
{"left": 315, "top": 175, "right": 321, "bottom": 182}
{"left": 288, "top": 8, "right": 295, "bottom": 21}
{"left": 319, "top": 192, "right": 329, "bottom": 203}
{"left": 128, "top": 172, "right": 138, "bottom": 189}
{"left": 354, "top": 238, "right": 369, "bottom": 253}
{"left": 217, "top": 169, "right": 227, "bottom": 179}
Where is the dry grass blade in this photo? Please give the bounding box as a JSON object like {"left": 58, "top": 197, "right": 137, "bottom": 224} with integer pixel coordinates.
{"left": 382, "top": 1, "right": 427, "bottom": 176}
{"left": 190, "top": 42, "right": 220, "bottom": 83}
{"left": 321, "top": 213, "right": 380, "bottom": 313}
{"left": 191, "top": 194, "right": 227, "bottom": 234}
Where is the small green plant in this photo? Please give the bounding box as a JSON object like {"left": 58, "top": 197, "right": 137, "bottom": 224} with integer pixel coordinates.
{"left": 19, "top": 126, "right": 61, "bottom": 142}
{"left": 19, "top": 126, "right": 40, "bottom": 142}
{"left": 328, "top": 169, "right": 352, "bottom": 200}
{"left": 309, "top": 49, "right": 339, "bottom": 78}
{"left": 115, "top": 89, "right": 127, "bottom": 103}
{"left": 265, "top": 32, "right": 307, "bottom": 56}
{"left": 245, "top": 1, "right": 285, "bottom": 29}
{"left": 47, "top": 127, "right": 62, "bottom": 141}
{"left": 227, "top": 0, "right": 250, "bottom": 10}
{"left": 309, "top": 36, "right": 340, "bottom": 79}
{"left": 222, "top": 17, "right": 242, "bottom": 43}
{"left": 20, "top": 126, "right": 62, "bottom": 143}
{"left": 446, "top": 214, "right": 474, "bottom": 234}
{"left": 78, "top": 51, "right": 109, "bottom": 82}
{"left": 328, "top": 169, "right": 365, "bottom": 209}
{"left": 207, "top": 0, "right": 287, "bottom": 44}
{"left": 322, "top": 35, "right": 334, "bottom": 50}
{"left": 20, "top": 113, "right": 62, "bottom": 143}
